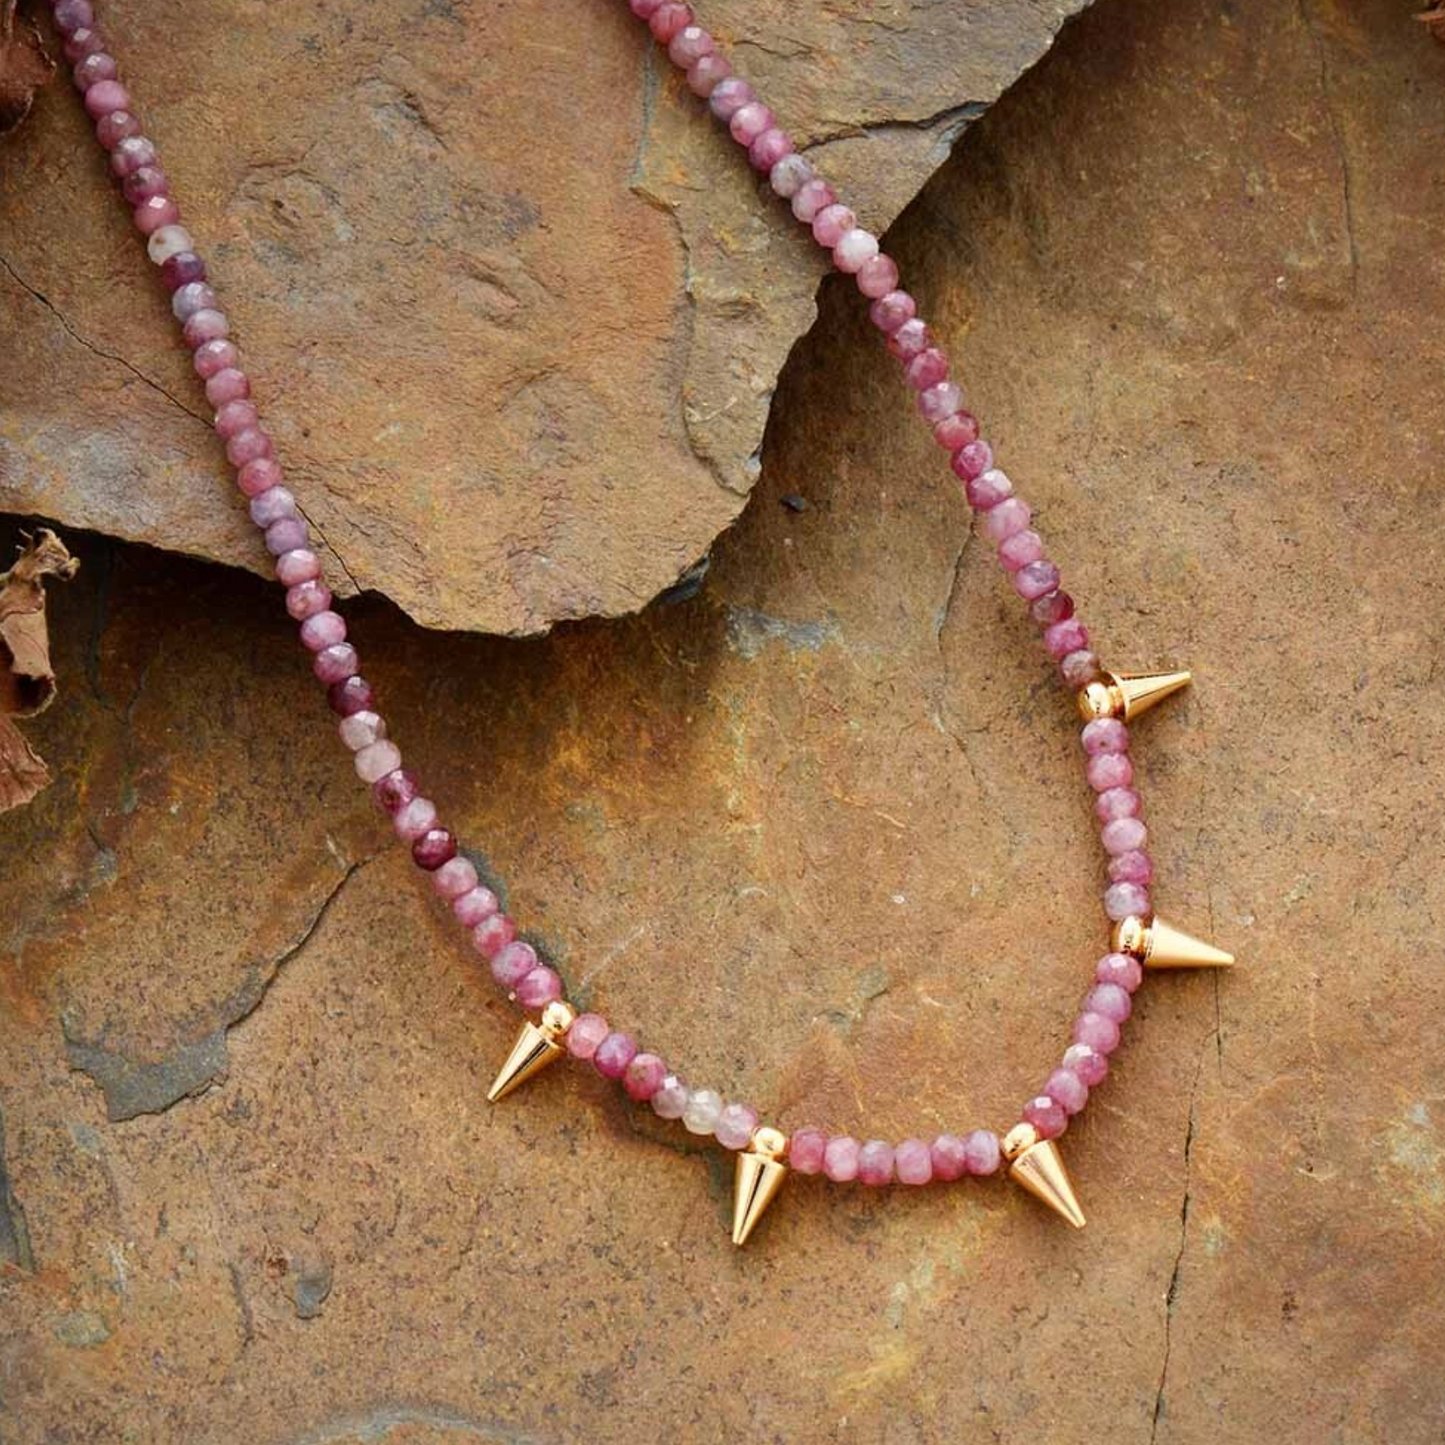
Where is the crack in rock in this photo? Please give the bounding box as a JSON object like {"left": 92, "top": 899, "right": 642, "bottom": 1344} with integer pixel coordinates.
{"left": 0, "top": 1102, "right": 35, "bottom": 1272}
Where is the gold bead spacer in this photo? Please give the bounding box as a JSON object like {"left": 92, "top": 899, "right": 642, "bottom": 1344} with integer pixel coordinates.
{"left": 749, "top": 1125, "right": 788, "bottom": 1161}
{"left": 1002, "top": 1122, "right": 1040, "bottom": 1162}
{"left": 1111, "top": 915, "right": 1153, "bottom": 959}
{"left": 538, "top": 999, "right": 577, "bottom": 1042}
{"left": 1077, "top": 679, "right": 1124, "bottom": 722}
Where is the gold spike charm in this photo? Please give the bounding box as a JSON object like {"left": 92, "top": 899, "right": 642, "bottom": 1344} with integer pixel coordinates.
{"left": 1077, "top": 669, "right": 1192, "bottom": 723}
{"left": 486, "top": 1000, "right": 577, "bottom": 1103}
{"left": 1003, "top": 1124, "right": 1086, "bottom": 1229}
{"left": 732, "top": 1125, "right": 788, "bottom": 1246}
{"left": 1112, "top": 914, "right": 1234, "bottom": 970}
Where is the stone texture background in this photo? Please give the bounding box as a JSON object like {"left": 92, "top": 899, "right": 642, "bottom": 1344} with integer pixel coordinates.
{"left": 3, "top": 0, "right": 1445, "bottom": 1442}
{"left": 0, "top": 0, "right": 1089, "bottom": 635}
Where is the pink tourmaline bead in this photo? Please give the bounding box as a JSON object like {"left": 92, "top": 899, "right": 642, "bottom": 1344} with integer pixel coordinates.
{"left": 964, "top": 1129, "right": 1002, "bottom": 1175}
{"left": 832, "top": 228, "right": 879, "bottom": 274}
{"left": 687, "top": 53, "right": 731, "bottom": 97}
{"left": 1045, "top": 1068, "right": 1089, "bottom": 1116}
{"left": 1109, "top": 849, "right": 1154, "bottom": 885}
{"left": 748, "top": 128, "right": 793, "bottom": 172}
{"left": 868, "top": 289, "right": 915, "bottom": 333}
{"left": 998, "top": 530, "right": 1044, "bottom": 572}
{"left": 516, "top": 967, "right": 562, "bottom": 1008}
{"left": 894, "top": 1138, "right": 933, "bottom": 1185}
{"left": 184, "top": 309, "right": 230, "bottom": 349}
{"left": 667, "top": 24, "right": 713, "bottom": 65}
{"left": 215, "top": 400, "right": 260, "bottom": 439}
{"left": 952, "top": 443, "right": 996, "bottom": 484}
{"left": 629, "top": 0, "right": 663, "bottom": 16}
{"left": 110, "top": 135, "right": 157, "bottom": 176}
{"left": 120, "top": 166, "right": 168, "bottom": 205}
{"left": 982, "top": 497, "right": 1031, "bottom": 542}
{"left": 285, "top": 578, "right": 331, "bottom": 618}
{"left": 1014, "top": 560, "right": 1061, "bottom": 601}
{"left": 392, "top": 795, "right": 438, "bottom": 842}
{"left": 1104, "top": 881, "right": 1150, "bottom": 921}
{"left": 452, "top": 885, "right": 499, "bottom": 927}
{"left": 299, "top": 610, "right": 346, "bottom": 652}
{"left": 412, "top": 827, "right": 457, "bottom": 872}
{"left": 1023, "top": 1096, "right": 1067, "bottom": 1140}
{"left": 307, "top": 622, "right": 348, "bottom": 668}
{"left": 1030, "top": 590, "right": 1074, "bottom": 626}
{"left": 768, "top": 153, "right": 813, "bottom": 198}
{"left": 566, "top": 1013, "right": 609, "bottom": 1060}
{"left": 728, "top": 101, "right": 773, "bottom": 146}
{"left": 330, "top": 676, "right": 376, "bottom": 716}
{"left": 53, "top": 0, "right": 94, "bottom": 30}
{"left": 206, "top": 369, "right": 249, "bottom": 407}
{"left": 472, "top": 912, "right": 516, "bottom": 958}
{"left": 811, "top": 203, "right": 856, "bottom": 249}
{"left": 173, "top": 282, "right": 218, "bottom": 321}
{"left": 373, "top": 768, "right": 419, "bottom": 814}
{"left": 933, "top": 411, "right": 979, "bottom": 451}
{"left": 278, "top": 550, "right": 322, "bottom": 589}
{"left": 788, "top": 1128, "right": 827, "bottom": 1174}
{"left": 856, "top": 252, "right": 899, "bottom": 299}
{"left": 1086, "top": 751, "right": 1133, "bottom": 792}
{"left": 822, "top": 1135, "right": 861, "bottom": 1182}
{"left": 490, "top": 941, "right": 538, "bottom": 989}
{"left": 623, "top": 1053, "right": 667, "bottom": 1102}
{"left": 83, "top": 79, "right": 130, "bottom": 118}
{"left": 74, "top": 52, "right": 117, "bottom": 89}
{"left": 249, "top": 485, "right": 293, "bottom": 527}
{"left": 648, "top": 2, "right": 692, "bottom": 42}
{"left": 1101, "top": 816, "right": 1147, "bottom": 855}
{"left": 708, "top": 77, "right": 754, "bottom": 121}
{"left": 1062, "top": 1042, "right": 1109, "bottom": 1087}
{"left": 1060, "top": 650, "right": 1102, "bottom": 688}
{"left": 193, "top": 339, "right": 239, "bottom": 379}
{"left": 1045, "top": 617, "right": 1089, "bottom": 661}
{"left": 267, "top": 519, "right": 308, "bottom": 556}
{"left": 930, "top": 1134, "right": 969, "bottom": 1182}
{"left": 857, "top": 1139, "right": 895, "bottom": 1186}
{"left": 230, "top": 431, "right": 275, "bottom": 472}
{"left": 593, "top": 1032, "right": 638, "bottom": 1080}
{"left": 715, "top": 1103, "right": 759, "bottom": 1151}
{"left": 904, "top": 348, "right": 948, "bottom": 391}
{"left": 64, "top": 26, "right": 105, "bottom": 61}
{"left": 133, "top": 196, "right": 181, "bottom": 235}
{"left": 1096, "top": 951, "right": 1144, "bottom": 992}
{"left": 918, "top": 381, "right": 962, "bottom": 425}
{"left": 651, "top": 1073, "right": 689, "bottom": 1119}
{"left": 1086, "top": 982, "right": 1133, "bottom": 1024}
{"left": 431, "top": 856, "right": 478, "bottom": 901}
{"left": 1074, "top": 1010, "right": 1122, "bottom": 1054}
{"left": 162, "top": 252, "right": 208, "bottom": 293}
{"left": 790, "top": 177, "right": 835, "bottom": 223}
{"left": 886, "top": 317, "right": 930, "bottom": 361}
{"left": 1095, "top": 787, "right": 1141, "bottom": 824}
{"left": 95, "top": 110, "right": 141, "bottom": 148}
{"left": 354, "top": 740, "right": 401, "bottom": 784}
{"left": 1082, "top": 717, "right": 1129, "bottom": 754}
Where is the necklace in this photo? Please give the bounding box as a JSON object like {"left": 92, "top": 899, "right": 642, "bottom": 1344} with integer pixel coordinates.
{"left": 48, "top": 0, "right": 1235, "bottom": 1245}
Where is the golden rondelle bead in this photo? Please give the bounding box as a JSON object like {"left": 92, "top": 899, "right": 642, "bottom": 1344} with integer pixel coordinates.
{"left": 1002, "top": 1122, "right": 1040, "bottom": 1162}
{"left": 539, "top": 999, "right": 577, "bottom": 1040}
{"left": 749, "top": 1125, "right": 788, "bottom": 1161}
{"left": 1077, "top": 679, "right": 1121, "bottom": 722}
{"left": 1111, "top": 915, "right": 1152, "bottom": 959}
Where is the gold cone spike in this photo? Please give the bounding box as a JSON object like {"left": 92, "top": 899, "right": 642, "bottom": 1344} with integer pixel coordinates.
{"left": 1078, "top": 669, "right": 1192, "bottom": 723}
{"left": 1113, "top": 914, "right": 1234, "bottom": 970}
{"left": 486, "top": 1001, "right": 577, "bottom": 1103}
{"left": 732, "top": 1126, "right": 788, "bottom": 1246}
{"left": 1008, "top": 1138, "right": 1087, "bottom": 1229}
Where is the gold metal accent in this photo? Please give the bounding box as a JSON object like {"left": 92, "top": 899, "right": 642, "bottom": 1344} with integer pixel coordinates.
{"left": 486, "top": 1000, "right": 577, "bottom": 1103}
{"left": 731, "top": 1126, "right": 788, "bottom": 1246}
{"left": 1002, "top": 1122, "right": 1040, "bottom": 1162}
{"left": 1110, "top": 914, "right": 1234, "bottom": 970}
{"left": 1077, "top": 669, "right": 1192, "bottom": 723}
{"left": 1008, "top": 1138, "right": 1086, "bottom": 1228}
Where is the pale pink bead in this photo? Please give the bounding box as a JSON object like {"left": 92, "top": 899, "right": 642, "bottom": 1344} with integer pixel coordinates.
{"left": 172, "top": 281, "right": 218, "bottom": 321}
{"left": 1014, "top": 560, "right": 1061, "bottom": 601}
{"left": 285, "top": 577, "right": 330, "bottom": 618}
{"left": 299, "top": 610, "right": 346, "bottom": 652}
{"left": 933, "top": 411, "right": 979, "bottom": 452}
{"left": 354, "top": 740, "right": 402, "bottom": 784}
{"left": 822, "top": 1135, "right": 861, "bottom": 1182}
{"left": 857, "top": 1139, "right": 895, "bottom": 1186}
{"left": 1095, "top": 787, "right": 1141, "bottom": 824}
{"left": 1086, "top": 751, "right": 1133, "bottom": 792}
{"left": 951, "top": 442, "right": 995, "bottom": 484}
{"left": 566, "top": 1013, "right": 609, "bottom": 1060}
{"left": 312, "top": 643, "right": 356, "bottom": 686}
{"left": 1101, "top": 816, "right": 1147, "bottom": 856}
{"left": 278, "top": 551, "right": 323, "bottom": 588}
{"left": 1030, "top": 590, "right": 1074, "bottom": 626}
{"left": 894, "top": 1138, "right": 933, "bottom": 1185}
{"left": 452, "top": 885, "right": 499, "bottom": 927}
{"left": 886, "top": 317, "right": 930, "bottom": 361}
{"left": 1045, "top": 617, "right": 1089, "bottom": 661}
{"left": 832, "top": 228, "right": 879, "bottom": 274}
{"left": 230, "top": 430, "right": 274, "bottom": 472}
{"left": 982, "top": 497, "right": 1031, "bottom": 542}
{"left": 249, "top": 485, "right": 294, "bottom": 527}
{"left": 1045, "top": 1068, "right": 1089, "bottom": 1116}
{"left": 964, "top": 1129, "right": 1002, "bottom": 1176}
{"left": 192, "top": 339, "right": 239, "bottom": 379}
{"left": 623, "top": 1053, "right": 667, "bottom": 1102}
{"left": 629, "top": 0, "right": 664, "bottom": 16}
{"left": 769, "top": 153, "right": 813, "bottom": 198}
{"left": 53, "top": 0, "right": 94, "bottom": 30}
{"left": 489, "top": 942, "right": 536, "bottom": 988}
{"left": 811, "top": 203, "right": 856, "bottom": 249}
{"left": 73, "top": 52, "right": 117, "bottom": 88}
{"left": 667, "top": 24, "right": 713, "bottom": 66}
{"left": 930, "top": 1134, "right": 969, "bottom": 1182}
{"left": 964, "top": 467, "right": 1012, "bottom": 508}
{"left": 714, "top": 1103, "right": 760, "bottom": 1151}
{"left": 83, "top": 79, "right": 130, "bottom": 118}
{"left": 134, "top": 196, "right": 181, "bottom": 235}
{"left": 998, "top": 530, "right": 1044, "bottom": 573}
{"left": 1096, "top": 951, "right": 1143, "bottom": 992}
{"left": 95, "top": 109, "right": 141, "bottom": 148}
{"left": 1086, "top": 982, "right": 1133, "bottom": 1024}
{"left": 1074, "top": 1010, "right": 1122, "bottom": 1054}
{"left": 64, "top": 26, "right": 105, "bottom": 62}
{"left": 1082, "top": 717, "right": 1129, "bottom": 754}
{"left": 728, "top": 101, "right": 773, "bottom": 146}
{"left": 790, "top": 177, "right": 835, "bottom": 223}
{"left": 215, "top": 398, "right": 258, "bottom": 439}
{"left": 1062, "top": 1042, "right": 1109, "bottom": 1087}
{"left": 206, "top": 368, "right": 250, "bottom": 407}
{"left": 516, "top": 967, "right": 562, "bottom": 1008}
{"left": 856, "top": 252, "right": 899, "bottom": 299}
{"left": 748, "top": 127, "right": 793, "bottom": 172}
{"left": 392, "top": 795, "right": 439, "bottom": 842}
{"left": 110, "top": 136, "right": 156, "bottom": 177}
{"left": 868, "top": 289, "right": 914, "bottom": 333}
{"left": 648, "top": 2, "right": 692, "bottom": 42}
{"left": 1060, "top": 647, "right": 1102, "bottom": 688}
{"left": 1104, "top": 881, "right": 1150, "bottom": 921}
{"left": 1022, "top": 1096, "right": 1067, "bottom": 1140}
{"left": 338, "top": 710, "right": 385, "bottom": 751}
{"left": 708, "top": 77, "right": 754, "bottom": 121}
{"left": 1109, "top": 850, "right": 1154, "bottom": 886}
{"left": 918, "top": 380, "right": 962, "bottom": 424}
{"left": 472, "top": 912, "right": 516, "bottom": 958}
{"left": 904, "top": 348, "right": 948, "bottom": 391}
{"left": 431, "top": 856, "right": 478, "bottom": 901}
{"left": 266, "top": 518, "right": 308, "bottom": 557}
{"left": 651, "top": 1073, "right": 689, "bottom": 1120}
{"left": 788, "top": 1127, "right": 827, "bottom": 1174}
{"left": 184, "top": 309, "right": 230, "bottom": 348}
{"left": 593, "top": 1032, "right": 637, "bottom": 1080}
{"left": 687, "top": 53, "right": 731, "bottom": 97}
{"left": 147, "top": 224, "right": 194, "bottom": 265}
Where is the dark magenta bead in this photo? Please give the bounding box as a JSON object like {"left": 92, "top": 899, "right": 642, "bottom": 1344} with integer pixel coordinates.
{"left": 121, "top": 166, "right": 169, "bottom": 205}
{"left": 160, "top": 251, "right": 207, "bottom": 291}
{"left": 412, "top": 828, "right": 457, "bottom": 871}
{"left": 327, "top": 675, "right": 375, "bottom": 716}
{"left": 374, "top": 768, "right": 421, "bottom": 814}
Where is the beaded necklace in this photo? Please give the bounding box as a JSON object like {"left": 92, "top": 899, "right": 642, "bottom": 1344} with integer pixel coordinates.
{"left": 47, "top": 0, "right": 1234, "bottom": 1244}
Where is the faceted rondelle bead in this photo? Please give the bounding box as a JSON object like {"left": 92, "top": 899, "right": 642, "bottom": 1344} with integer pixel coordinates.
{"left": 133, "top": 195, "right": 181, "bottom": 235}
{"left": 857, "top": 1139, "right": 895, "bottom": 1186}
{"left": 788, "top": 1127, "right": 828, "bottom": 1174}
{"left": 73, "top": 52, "right": 117, "bottom": 88}
{"left": 728, "top": 100, "right": 773, "bottom": 146}
{"left": 998, "top": 529, "right": 1044, "bottom": 573}
{"left": 266, "top": 519, "right": 309, "bottom": 557}
{"left": 856, "top": 252, "right": 899, "bottom": 299}
{"left": 1074, "top": 1010, "right": 1122, "bottom": 1055}
{"left": 1022, "top": 1095, "right": 1067, "bottom": 1141}
{"left": 285, "top": 579, "right": 331, "bottom": 619}
{"left": 1045, "top": 617, "right": 1089, "bottom": 661}
{"left": 431, "top": 856, "right": 478, "bottom": 901}
{"left": 565, "top": 1013, "right": 609, "bottom": 1060}
{"left": 594, "top": 1032, "right": 639, "bottom": 1081}
{"left": 1060, "top": 649, "right": 1102, "bottom": 688}
{"left": 1095, "top": 787, "right": 1141, "bottom": 824}
{"left": 64, "top": 27, "right": 105, "bottom": 61}
{"left": 328, "top": 675, "right": 376, "bottom": 716}
{"left": 373, "top": 768, "right": 420, "bottom": 814}
{"left": 472, "top": 912, "right": 517, "bottom": 958}
{"left": 1101, "top": 816, "right": 1148, "bottom": 856}
{"left": 515, "top": 966, "right": 562, "bottom": 1008}
{"left": 811, "top": 203, "right": 856, "bottom": 248}
{"left": 490, "top": 941, "right": 537, "bottom": 988}
{"left": 172, "top": 281, "right": 218, "bottom": 321}
{"left": 682, "top": 1087, "right": 723, "bottom": 1135}
{"left": 338, "top": 710, "right": 385, "bottom": 751}
{"left": 452, "top": 885, "right": 499, "bottom": 927}
{"left": 1045, "top": 1067, "right": 1089, "bottom": 1116}
{"left": 206, "top": 368, "right": 250, "bottom": 407}
{"left": 112, "top": 135, "right": 160, "bottom": 178}
{"left": 120, "top": 165, "right": 167, "bottom": 204}
{"left": 412, "top": 827, "right": 457, "bottom": 872}
{"left": 391, "top": 795, "right": 438, "bottom": 842}
{"left": 832, "top": 228, "right": 879, "bottom": 274}
{"left": 963, "top": 1129, "right": 1002, "bottom": 1176}
{"left": 748, "top": 128, "right": 793, "bottom": 172}
{"left": 894, "top": 1138, "right": 933, "bottom": 1185}
{"left": 148, "top": 224, "right": 195, "bottom": 266}
{"left": 686, "top": 53, "right": 731, "bottom": 97}
{"left": 215, "top": 400, "right": 260, "bottom": 439}
{"left": 933, "top": 411, "right": 978, "bottom": 451}
{"left": 708, "top": 77, "right": 755, "bottom": 121}
{"left": 192, "top": 338, "right": 238, "bottom": 378}
{"left": 1086, "top": 752, "right": 1133, "bottom": 792}
{"left": 868, "top": 289, "right": 915, "bottom": 333}
{"left": 768, "top": 153, "right": 813, "bottom": 198}
{"left": 95, "top": 110, "right": 141, "bottom": 148}
{"left": 1109, "top": 849, "right": 1154, "bottom": 885}
{"left": 53, "top": 0, "right": 95, "bottom": 30}
{"left": 904, "top": 348, "right": 948, "bottom": 391}
{"left": 822, "top": 1135, "right": 861, "bottom": 1182}
{"left": 790, "top": 177, "right": 835, "bottom": 223}
{"left": 1062, "top": 1042, "right": 1110, "bottom": 1087}
{"left": 1096, "top": 951, "right": 1144, "bottom": 992}
{"left": 714, "top": 1102, "right": 760, "bottom": 1151}
{"left": 185, "top": 310, "right": 232, "bottom": 349}
{"left": 929, "top": 1134, "right": 969, "bottom": 1182}
{"left": 982, "top": 497, "right": 1031, "bottom": 543}
{"left": 354, "top": 740, "right": 401, "bottom": 784}
{"left": 249, "top": 485, "right": 293, "bottom": 527}
{"left": 623, "top": 1052, "right": 667, "bottom": 1102}
{"left": 1104, "top": 881, "right": 1150, "bottom": 921}
{"left": 312, "top": 643, "right": 357, "bottom": 685}
{"left": 299, "top": 609, "right": 345, "bottom": 652}
{"left": 648, "top": 2, "right": 693, "bottom": 43}
{"left": 651, "top": 1073, "right": 690, "bottom": 1120}
{"left": 1030, "top": 590, "right": 1074, "bottom": 626}
{"left": 667, "top": 24, "right": 713, "bottom": 65}
{"left": 1014, "top": 560, "right": 1061, "bottom": 601}
{"left": 886, "top": 317, "right": 930, "bottom": 361}
{"left": 163, "top": 252, "right": 209, "bottom": 293}
{"left": 1082, "top": 717, "right": 1129, "bottom": 755}
{"left": 1085, "top": 982, "right": 1133, "bottom": 1024}
{"left": 918, "top": 381, "right": 962, "bottom": 424}
{"left": 83, "top": 80, "right": 131, "bottom": 118}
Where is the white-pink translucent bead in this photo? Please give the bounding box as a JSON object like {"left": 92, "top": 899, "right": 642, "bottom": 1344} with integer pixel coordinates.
{"left": 354, "top": 739, "right": 401, "bottom": 783}
{"left": 338, "top": 711, "right": 385, "bottom": 751}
